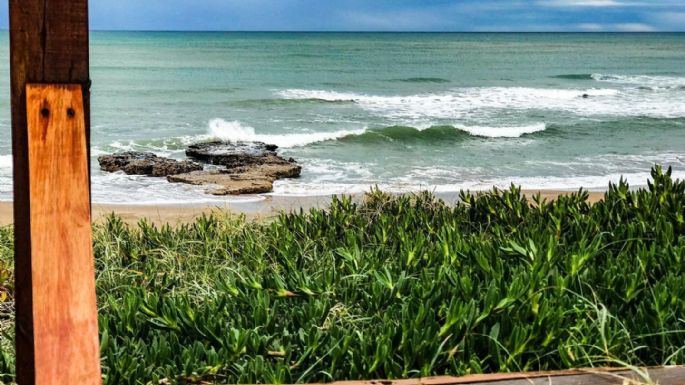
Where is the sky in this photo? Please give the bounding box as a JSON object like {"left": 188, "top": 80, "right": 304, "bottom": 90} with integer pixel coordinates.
{"left": 1, "top": 0, "right": 684, "bottom": 32}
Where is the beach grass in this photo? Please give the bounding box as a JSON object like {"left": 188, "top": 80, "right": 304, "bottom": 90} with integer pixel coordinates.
{"left": 0, "top": 166, "right": 684, "bottom": 384}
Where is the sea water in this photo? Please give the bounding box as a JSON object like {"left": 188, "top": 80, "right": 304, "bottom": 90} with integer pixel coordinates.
{"left": 0, "top": 32, "right": 684, "bottom": 203}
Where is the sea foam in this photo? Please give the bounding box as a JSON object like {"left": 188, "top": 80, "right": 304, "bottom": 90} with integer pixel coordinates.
{"left": 207, "top": 119, "right": 366, "bottom": 148}
{"left": 0, "top": 155, "right": 13, "bottom": 169}
{"left": 456, "top": 123, "right": 546, "bottom": 138}
{"left": 592, "top": 73, "right": 685, "bottom": 89}
{"left": 276, "top": 85, "right": 685, "bottom": 119}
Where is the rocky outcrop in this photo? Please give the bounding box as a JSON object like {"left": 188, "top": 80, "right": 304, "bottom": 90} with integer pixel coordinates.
{"left": 98, "top": 152, "right": 203, "bottom": 177}
{"left": 186, "top": 141, "right": 285, "bottom": 168}
{"left": 168, "top": 170, "right": 275, "bottom": 195}
{"left": 170, "top": 142, "right": 302, "bottom": 195}
{"left": 98, "top": 141, "right": 301, "bottom": 195}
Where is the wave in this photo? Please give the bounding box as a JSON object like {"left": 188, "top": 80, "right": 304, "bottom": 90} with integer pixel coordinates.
{"left": 276, "top": 86, "right": 685, "bottom": 119}
{"left": 276, "top": 89, "right": 362, "bottom": 102}
{"left": 207, "top": 120, "right": 546, "bottom": 148}
{"left": 389, "top": 77, "right": 451, "bottom": 83}
{"left": 551, "top": 74, "right": 594, "bottom": 80}
{"left": 206, "top": 119, "right": 366, "bottom": 148}
{"left": 552, "top": 73, "right": 685, "bottom": 89}
{"left": 233, "top": 98, "right": 354, "bottom": 108}
{"left": 591, "top": 73, "right": 685, "bottom": 89}
{"left": 340, "top": 125, "right": 468, "bottom": 143}
{"left": 94, "top": 120, "right": 548, "bottom": 161}
{"left": 459, "top": 122, "right": 547, "bottom": 138}
{"left": 340, "top": 123, "right": 546, "bottom": 143}
{"left": 277, "top": 88, "right": 619, "bottom": 104}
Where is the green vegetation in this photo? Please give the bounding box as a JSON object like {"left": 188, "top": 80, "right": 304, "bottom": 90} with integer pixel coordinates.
{"left": 0, "top": 166, "right": 684, "bottom": 384}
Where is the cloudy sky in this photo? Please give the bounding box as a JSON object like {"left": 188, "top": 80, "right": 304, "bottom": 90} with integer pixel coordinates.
{"left": 1, "top": 0, "right": 684, "bottom": 31}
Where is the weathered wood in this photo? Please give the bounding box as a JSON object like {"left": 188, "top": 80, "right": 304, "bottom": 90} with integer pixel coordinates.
{"left": 25, "top": 84, "right": 101, "bottom": 384}
{"left": 9, "top": 1, "right": 92, "bottom": 383}
{"left": 308, "top": 366, "right": 685, "bottom": 385}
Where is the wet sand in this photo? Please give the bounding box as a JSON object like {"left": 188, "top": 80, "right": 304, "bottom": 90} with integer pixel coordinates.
{"left": 0, "top": 190, "right": 606, "bottom": 226}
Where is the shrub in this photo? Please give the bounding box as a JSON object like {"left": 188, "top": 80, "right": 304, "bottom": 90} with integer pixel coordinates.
{"left": 0, "top": 166, "right": 683, "bottom": 384}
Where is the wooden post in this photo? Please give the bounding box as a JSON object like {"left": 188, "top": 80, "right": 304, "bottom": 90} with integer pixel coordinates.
{"left": 9, "top": 1, "right": 100, "bottom": 384}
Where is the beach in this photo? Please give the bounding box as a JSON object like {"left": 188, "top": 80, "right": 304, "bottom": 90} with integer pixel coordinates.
{"left": 0, "top": 190, "right": 606, "bottom": 226}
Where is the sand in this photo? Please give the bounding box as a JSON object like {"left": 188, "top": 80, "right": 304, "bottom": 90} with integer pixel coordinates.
{"left": 0, "top": 190, "right": 606, "bottom": 226}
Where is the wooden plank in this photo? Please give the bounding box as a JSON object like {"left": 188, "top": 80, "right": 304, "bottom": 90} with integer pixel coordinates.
{"left": 310, "top": 366, "right": 685, "bottom": 385}
{"left": 9, "top": 1, "right": 91, "bottom": 383}
{"left": 24, "top": 84, "right": 101, "bottom": 384}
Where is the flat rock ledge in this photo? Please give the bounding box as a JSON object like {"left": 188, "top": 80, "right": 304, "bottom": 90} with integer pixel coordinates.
{"left": 99, "top": 141, "right": 301, "bottom": 195}
{"left": 186, "top": 141, "right": 287, "bottom": 168}
{"left": 170, "top": 142, "right": 301, "bottom": 195}
{"left": 98, "top": 152, "right": 203, "bottom": 177}
{"left": 167, "top": 170, "right": 274, "bottom": 195}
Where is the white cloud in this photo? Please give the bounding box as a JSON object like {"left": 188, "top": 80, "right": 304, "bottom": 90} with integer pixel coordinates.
{"left": 341, "top": 9, "right": 447, "bottom": 30}
{"left": 650, "top": 11, "right": 685, "bottom": 30}
{"left": 614, "top": 22, "right": 656, "bottom": 31}
{"left": 576, "top": 23, "right": 605, "bottom": 30}
{"left": 539, "top": 0, "right": 622, "bottom": 7}
{"left": 576, "top": 22, "right": 656, "bottom": 31}
{"left": 540, "top": 0, "right": 685, "bottom": 7}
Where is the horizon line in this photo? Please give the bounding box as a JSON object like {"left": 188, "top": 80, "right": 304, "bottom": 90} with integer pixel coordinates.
{"left": 1, "top": 29, "right": 684, "bottom": 33}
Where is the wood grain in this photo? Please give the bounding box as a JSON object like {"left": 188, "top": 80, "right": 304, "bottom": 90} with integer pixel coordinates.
{"left": 26, "top": 84, "right": 101, "bottom": 385}
{"left": 303, "top": 366, "right": 685, "bottom": 385}
{"left": 9, "top": 1, "right": 91, "bottom": 383}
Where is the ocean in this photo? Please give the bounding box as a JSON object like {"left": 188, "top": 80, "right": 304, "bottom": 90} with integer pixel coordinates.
{"left": 1, "top": 32, "right": 684, "bottom": 204}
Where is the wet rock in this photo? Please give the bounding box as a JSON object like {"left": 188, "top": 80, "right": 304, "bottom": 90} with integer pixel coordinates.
{"left": 100, "top": 141, "right": 301, "bottom": 195}
{"left": 98, "top": 152, "right": 203, "bottom": 177}
{"left": 167, "top": 170, "right": 274, "bottom": 195}
{"left": 168, "top": 160, "right": 302, "bottom": 195}
{"left": 186, "top": 141, "right": 287, "bottom": 169}
{"left": 171, "top": 141, "right": 301, "bottom": 195}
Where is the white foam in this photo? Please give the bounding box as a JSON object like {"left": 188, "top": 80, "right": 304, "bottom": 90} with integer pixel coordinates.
{"left": 0, "top": 155, "right": 13, "bottom": 199}
{"left": 206, "top": 119, "right": 366, "bottom": 148}
{"left": 592, "top": 73, "right": 685, "bottom": 89}
{"left": 271, "top": 151, "right": 685, "bottom": 197}
{"left": 272, "top": 170, "right": 685, "bottom": 197}
{"left": 0, "top": 155, "right": 12, "bottom": 169}
{"left": 90, "top": 170, "right": 267, "bottom": 205}
{"left": 456, "top": 123, "right": 546, "bottom": 138}
{"left": 276, "top": 86, "right": 685, "bottom": 119}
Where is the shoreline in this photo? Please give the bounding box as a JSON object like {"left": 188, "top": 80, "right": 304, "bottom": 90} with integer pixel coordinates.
{"left": 0, "top": 189, "right": 606, "bottom": 226}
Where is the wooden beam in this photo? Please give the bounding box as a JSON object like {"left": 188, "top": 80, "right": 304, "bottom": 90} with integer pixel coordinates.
{"left": 306, "top": 366, "right": 685, "bottom": 385}
{"left": 8, "top": 1, "right": 97, "bottom": 384}
{"left": 26, "top": 84, "right": 101, "bottom": 384}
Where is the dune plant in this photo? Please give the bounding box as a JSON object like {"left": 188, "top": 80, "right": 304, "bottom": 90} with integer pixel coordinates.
{"left": 0, "top": 166, "right": 683, "bottom": 384}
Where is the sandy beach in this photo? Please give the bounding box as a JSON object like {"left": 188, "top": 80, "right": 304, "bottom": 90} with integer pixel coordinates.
{"left": 0, "top": 189, "right": 606, "bottom": 226}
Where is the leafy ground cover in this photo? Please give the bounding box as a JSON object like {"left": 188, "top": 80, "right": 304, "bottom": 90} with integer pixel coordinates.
{"left": 0, "top": 166, "right": 684, "bottom": 384}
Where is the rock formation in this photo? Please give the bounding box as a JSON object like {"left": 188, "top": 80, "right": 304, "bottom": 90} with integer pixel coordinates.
{"left": 97, "top": 152, "right": 203, "bottom": 177}
{"left": 170, "top": 141, "right": 301, "bottom": 195}
{"left": 185, "top": 141, "right": 283, "bottom": 167}
{"left": 98, "top": 141, "right": 301, "bottom": 195}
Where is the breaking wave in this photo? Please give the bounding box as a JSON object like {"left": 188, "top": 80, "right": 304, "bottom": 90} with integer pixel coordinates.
{"left": 591, "top": 73, "right": 685, "bottom": 89}
{"left": 206, "top": 119, "right": 366, "bottom": 148}
{"left": 339, "top": 123, "right": 547, "bottom": 143}
{"left": 276, "top": 85, "right": 685, "bottom": 119}
{"left": 205, "top": 120, "right": 546, "bottom": 148}
{"left": 233, "top": 98, "right": 355, "bottom": 108}
{"left": 555, "top": 72, "right": 685, "bottom": 90}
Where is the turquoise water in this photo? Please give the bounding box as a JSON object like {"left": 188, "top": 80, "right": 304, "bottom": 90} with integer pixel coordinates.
{"left": 1, "top": 32, "right": 685, "bottom": 203}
